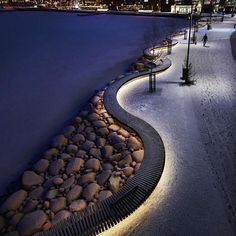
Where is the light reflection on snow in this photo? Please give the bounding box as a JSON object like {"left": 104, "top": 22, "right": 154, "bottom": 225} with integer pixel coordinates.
{"left": 102, "top": 78, "right": 175, "bottom": 236}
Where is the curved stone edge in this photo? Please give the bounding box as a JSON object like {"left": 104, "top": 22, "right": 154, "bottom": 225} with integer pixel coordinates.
{"left": 144, "top": 38, "right": 178, "bottom": 58}
{"left": 39, "top": 58, "right": 171, "bottom": 236}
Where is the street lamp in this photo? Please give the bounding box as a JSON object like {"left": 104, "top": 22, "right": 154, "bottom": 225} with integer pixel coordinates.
{"left": 182, "top": 4, "right": 193, "bottom": 83}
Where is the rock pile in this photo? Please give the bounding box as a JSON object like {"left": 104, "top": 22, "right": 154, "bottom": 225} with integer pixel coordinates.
{"left": 0, "top": 89, "right": 144, "bottom": 236}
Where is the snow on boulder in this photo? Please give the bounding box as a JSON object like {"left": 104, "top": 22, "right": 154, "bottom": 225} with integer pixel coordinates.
{"left": 82, "top": 183, "right": 100, "bottom": 201}
{"left": 66, "top": 185, "right": 83, "bottom": 203}
{"left": 84, "top": 159, "right": 101, "bottom": 172}
{"left": 17, "top": 210, "right": 47, "bottom": 236}
{"left": 127, "top": 137, "right": 142, "bottom": 150}
{"left": 69, "top": 199, "right": 87, "bottom": 212}
{"left": 0, "top": 189, "right": 27, "bottom": 214}
{"left": 22, "top": 171, "right": 44, "bottom": 189}
{"left": 132, "top": 150, "right": 144, "bottom": 163}
{"left": 49, "top": 197, "right": 66, "bottom": 213}
{"left": 52, "top": 135, "right": 68, "bottom": 149}
{"left": 66, "top": 158, "right": 84, "bottom": 175}
{"left": 52, "top": 210, "right": 71, "bottom": 226}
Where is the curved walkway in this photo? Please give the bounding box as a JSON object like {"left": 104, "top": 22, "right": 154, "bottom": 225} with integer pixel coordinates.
{"left": 100, "top": 15, "right": 236, "bottom": 236}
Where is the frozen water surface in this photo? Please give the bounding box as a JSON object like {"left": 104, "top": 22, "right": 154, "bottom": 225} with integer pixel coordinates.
{"left": 0, "top": 12, "right": 186, "bottom": 195}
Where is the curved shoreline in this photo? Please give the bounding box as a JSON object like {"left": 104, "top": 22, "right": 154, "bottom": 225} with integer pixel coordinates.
{"left": 39, "top": 56, "right": 172, "bottom": 235}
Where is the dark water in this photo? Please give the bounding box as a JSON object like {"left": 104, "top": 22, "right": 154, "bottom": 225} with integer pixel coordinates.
{"left": 0, "top": 12, "right": 187, "bottom": 195}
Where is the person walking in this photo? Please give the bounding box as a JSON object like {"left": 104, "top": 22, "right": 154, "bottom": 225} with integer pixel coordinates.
{"left": 202, "top": 33, "right": 208, "bottom": 47}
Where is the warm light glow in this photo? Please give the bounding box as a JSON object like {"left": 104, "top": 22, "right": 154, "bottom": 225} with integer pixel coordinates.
{"left": 98, "top": 74, "right": 177, "bottom": 236}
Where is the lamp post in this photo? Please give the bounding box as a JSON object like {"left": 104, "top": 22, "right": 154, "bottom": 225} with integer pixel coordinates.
{"left": 182, "top": 4, "right": 193, "bottom": 83}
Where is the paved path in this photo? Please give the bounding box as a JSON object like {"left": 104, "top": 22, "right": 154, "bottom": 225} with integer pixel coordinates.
{"left": 100, "top": 16, "right": 236, "bottom": 236}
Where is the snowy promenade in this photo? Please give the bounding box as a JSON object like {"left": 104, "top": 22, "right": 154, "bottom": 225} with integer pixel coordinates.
{"left": 102, "top": 16, "right": 236, "bottom": 236}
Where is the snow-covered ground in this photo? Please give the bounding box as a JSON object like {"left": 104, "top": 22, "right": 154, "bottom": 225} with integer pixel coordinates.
{"left": 0, "top": 12, "right": 187, "bottom": 196}
{"left": 112, "top": 16, "right": 236, "bottom": 236}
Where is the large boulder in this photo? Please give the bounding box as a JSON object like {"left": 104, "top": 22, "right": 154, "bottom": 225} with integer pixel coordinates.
{"left": 117, "top": 129, "right": 130, "bottom": 138}
{"left": 89, "top": 148, "right": 101, "bottom": 159}
{"left": 78, "top": 172, "right": 96, "bottom": 185}
{"left": 43, "top": 148, "right": 59, "bottom": 160}
{"left": 96, "top": 170, "right": 112, "bottom": 186}
{"left": 82, "top": 183, "right": 100, "bottom": 201}
{"left": 84, "top": 159, "right": 101, "bottom": 172}
{"left": 10, "top": 212, "right": 23, "bottom": 227}
{"left": 67, "top": 144, "right": 78, "bottom": 154}
{"left": 101, "top": 146, "right": 113, "bottom": 158}
{"left": 88, "top": 113, "right": 100, "bottom": 121}
{"left": 72, "top": 134, "right": 85, "bottom": 144}
{"left": 33, "top": 159, "right": 49, "bottom": 173}
{"left": 127, "top": 137, "right": 142, "bottom": 150}
{"left": 17, "top": 210, "right": 47, "bottom": 236}
{"left": 22, "top": 200, "right": 38, "bottom": 214}
{"left": 61, "top": 176, "right": 75, "bottom": 189}
{"left": 22, "top": 171, "right": 44, "bottom": 189}
{"left": 98, "top": 191, "right": 112, "bottom": 201}
{"left": 52, "top": 135, "right": 68, "bottom": 149}
{"left": 109, "top": 154, "right": 122, "bottom": 162}
{"left": 96, "top": 138, "right": 106, "bottom": 147}
{"left": 109, "top": 133, "right": 125, "bottom": 144}
{"left": 108, "top": 124, "right": 120, "bottom": 132}
{"left": 82, "top": 140, "right": 95, "bottom": 151}
{"left": 66, "top": 158, "right": 84, "bottom": 175}
{"left": 50, "top": 197, "right": 66, "bottom": 213}
{"left": 0, "top": 189, "right": 27, "bottom": 214}
{"left": 66, "top": 185, "right": 83, "bottom": 203}
{"left": 122, "top": 167, "right": 134, "bottom": 177}
{"left": 118, "top": 154, "right": 132, "bottom": 168}
{"left": 52, "top": 210, "right": 71, "bottom": 226}
{"left": 45, "top": 189, "right": 58, "bottom": 200}
{"left": 92, "top": 120, "right": 106, "bottom": 128}
{"left": 49, "top": 159, "right": 65, "bottom": 176}
{"left": 69, "top": 200, "right": 87, "bottom": 212}
{"left": 86, "top": 132, "right": 97, "bottom": 141}
{"left": 102, "top": 163, "right": 114, "bottom": 171}
{"left": 29, "top": 186, "right": 44, "bottom": 200}
{"left": 63, "top": 125, "right": 76, "bottom": 138}
{"left": 132, "top": 150, "right": 144, "bottom": 163}
{"left": 108, "top": 176, "right": 121, "bottom": 193}
{"left": 97, "top": 128, "right": 109, "bottom": 137}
